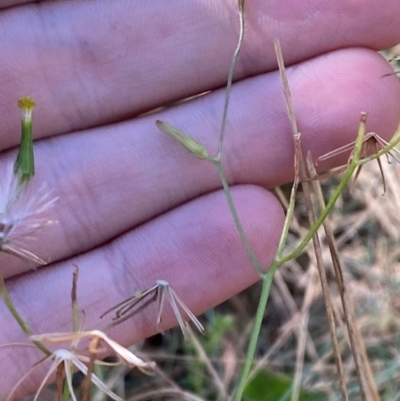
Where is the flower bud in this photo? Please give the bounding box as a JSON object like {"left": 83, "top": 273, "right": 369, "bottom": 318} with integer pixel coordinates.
{"left": 156, "top": 120, "right": 210, "bottom": 160}
{"left": 14, "top": 97, "right": 36, "bottom": 184}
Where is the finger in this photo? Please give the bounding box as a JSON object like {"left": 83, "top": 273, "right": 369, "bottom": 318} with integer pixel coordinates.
{"left": 0, "top": 0, "right": 399, "bottom": 147}
{"left": 0, "top": 0, "right": 33, "bottom": 9}
{"left": 1, "top": 48, "right": 399, "bottom": 278}
{"left": 0, "top": 185, "right": 284, "bottom": 399}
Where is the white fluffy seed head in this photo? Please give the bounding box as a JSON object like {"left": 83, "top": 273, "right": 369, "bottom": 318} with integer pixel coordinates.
{"left": 0, "top": 164, "right": 57, "bottom": 264}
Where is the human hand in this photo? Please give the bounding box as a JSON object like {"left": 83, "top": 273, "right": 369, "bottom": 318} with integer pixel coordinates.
{"left": 0, "top": 0, "right": 400, "bottom": 398}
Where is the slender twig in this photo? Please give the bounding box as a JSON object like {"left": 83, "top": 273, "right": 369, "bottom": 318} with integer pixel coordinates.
{"left": 310, "top": 155, "right": 379, "bottom": 401}
{"left": 232, "top": 42, "right": 303, "bottom": 400}
{"left": 82, "top": 337, "right": 100, "bottom": 401}
{"left": 232, "top": 45, "right": 369, "bottom": 401}
{"left": 278, "top": 113, "right": 368, "bottom": 266}
{"left": 212, "top": 0, "right": 265, "bottom": 276}
{"left": 291, "top": 287, "right": 312, "bottom": 401}
{"left": 216, "top": 0, "right": 245, "bottom": 160}
{"left": 273, "top": 40, "right": 304, "bottom": 262}
{"left": 307, "top": 154, "right": 349, "bottom": 401}
{"left": 0, "top": 98, "right": 52, "bottom": 357}
{"left": 230, "top": 264, "right": 278, "bottom": 401}
{"left": 214, "top": 161, "right": 264, "bottom": 275}
{"left": 0, "top": 273, "right": 51, "bottom": 356}
{"left": 186, "top": 326, "right": 228, "bottom": 401}
{"left": 71, "top": 267, "right": 80, "bottom": 333}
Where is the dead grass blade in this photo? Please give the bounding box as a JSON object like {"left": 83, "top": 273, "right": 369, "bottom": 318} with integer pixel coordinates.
{"left": 308, "top": 154, "right": 380, "bottom": 401}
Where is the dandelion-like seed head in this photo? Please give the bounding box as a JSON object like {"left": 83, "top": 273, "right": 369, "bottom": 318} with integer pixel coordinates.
{"left": 0, "top": 164, "right": 57, "bottom": 264}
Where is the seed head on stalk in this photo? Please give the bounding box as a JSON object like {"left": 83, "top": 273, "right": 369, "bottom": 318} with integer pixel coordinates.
{"left": 0, "top": 98, "right": 57, "bottom": 264}
{"left": 101, "top": 280, "right": 204, "bottom": 341}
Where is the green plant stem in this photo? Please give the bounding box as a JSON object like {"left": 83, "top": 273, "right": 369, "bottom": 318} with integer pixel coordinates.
{"left": 62, "top": 380, "right": 71, "bottom": 401}
{"left": 275, "top": 182, "right": 298, "bottom": 260}
{"left": 232, "top": 267, "right": 277, "bottom": 401}
{"left": 275, "top": 139, "right": 301, "bottom": 261}
{"left": 231, "top": 138, "right": 301, "bottom": 401}
{"left": 277, "top": 114, "right": 368, "bottom": 266}
{"left": 232, "top": 115, "right": 368, "bottom": 401}
{"left": 276, "top": 124, "right": 400, "bottom": 267}
{"left": 214, "top": 161, "right": 264, "bottom": 275}
{"left": 232, "top": 164, "right": 355, "bottom": 400}
{"left": 216, "top": 0, "right": 245, "bottom": 159}
{"left": 232, "top": 162, "right": 300, "bottom": 400}
{"left": 277, "top": 161, "right": 357, "bottom": 266}
{"left": 0, "top": 273, "right": 51, "bottom": 356}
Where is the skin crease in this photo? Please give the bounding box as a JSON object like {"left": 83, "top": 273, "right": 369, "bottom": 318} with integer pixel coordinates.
{"left": 0, "top": 0, "right": 399, "bottom": 399}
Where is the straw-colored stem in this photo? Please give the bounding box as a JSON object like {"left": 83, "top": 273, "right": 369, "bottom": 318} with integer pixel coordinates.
{"left": 278, "top": 114, "right": 367, "bottom": 266}
{"left": 307, "top": 158, "right": 349, "bottom": 401}
{"left": 82, "top": 338, "right": 99, "bottom": 401}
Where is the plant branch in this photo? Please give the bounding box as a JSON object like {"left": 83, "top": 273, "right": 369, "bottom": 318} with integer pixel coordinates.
{"left": 0, "top": 273, "right": 51, "bottom": 356}
{"left": 216, "top": 0, "right": 245, "bottom": 160}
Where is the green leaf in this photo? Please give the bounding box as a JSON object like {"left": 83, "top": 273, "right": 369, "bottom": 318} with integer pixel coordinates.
{"left": 244, "top": 369, "right": 327, "bottom": 401}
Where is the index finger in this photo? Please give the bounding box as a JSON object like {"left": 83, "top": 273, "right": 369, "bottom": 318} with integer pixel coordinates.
{"left": 0, "top": 0, "right": 399, "bottom": 149}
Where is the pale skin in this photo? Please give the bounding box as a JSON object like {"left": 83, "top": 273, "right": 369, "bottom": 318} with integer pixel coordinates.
{"left": 0, "top": 0, "right": 400, "bottom": 399}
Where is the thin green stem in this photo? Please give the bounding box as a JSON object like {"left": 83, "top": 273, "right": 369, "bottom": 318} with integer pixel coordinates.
{"left": 231, "top": 268, "right": 277, "bottom": 401}
{"left": 278, "top": 162, "right": 357, "bottom": 266}
{"left": 275, "top": 140, "right": 301, "bottom": 261}
{"left": 214, "top": 161, "right": 264, "bottom": 276}
{"left": 278, "top": 114, "right": 367, "bottom": 266}
{"left": 231, "top": 137, "right": 301, "bottom": 401}
{"left": 231, "top": 163, "right": 356, "bottom": 400}
{"left": 216, "top": 1, "right": 245, "bottom": 159}
{"left": 0, "top": 273, "right": 51, "bottom": 356}
{"left": 275, "top": 183, "right": 297, "bottom": 260}
{"left": 62, "top": 381, "right": 71, "bottom": 401}
{"left": 232, "top": 115, "right": 367, "bottom": 400}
